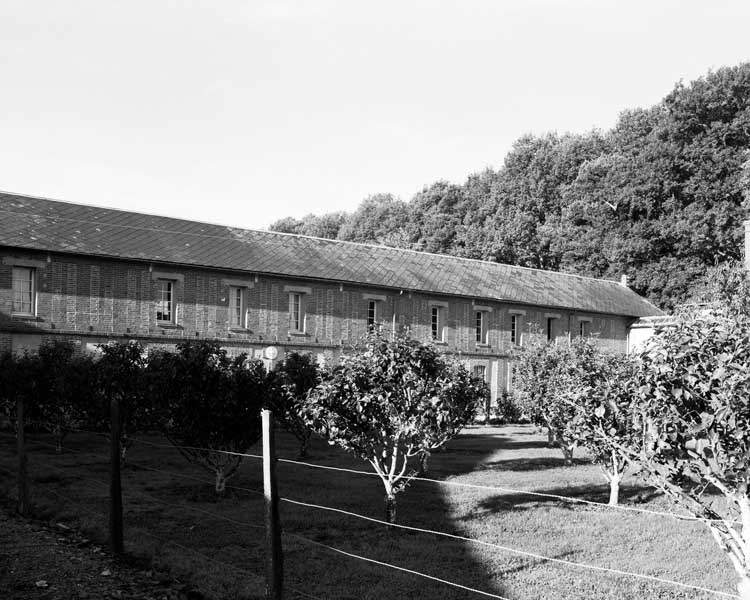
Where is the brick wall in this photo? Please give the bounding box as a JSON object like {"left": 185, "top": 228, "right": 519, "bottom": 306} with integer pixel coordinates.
{"left": 0, "top": 248, "right": 631, "bottom": 403}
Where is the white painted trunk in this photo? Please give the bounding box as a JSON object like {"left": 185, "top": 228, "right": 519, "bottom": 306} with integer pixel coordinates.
{"left": 561, "top": 444, "right": 574, "bottom": 466}
{"left": 608, "top": 475, "right": 621, "bottom": 506}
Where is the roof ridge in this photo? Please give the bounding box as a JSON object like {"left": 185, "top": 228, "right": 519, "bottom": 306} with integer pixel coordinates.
{"left": 0, "top": 190, "right": 625, "bottom": 287}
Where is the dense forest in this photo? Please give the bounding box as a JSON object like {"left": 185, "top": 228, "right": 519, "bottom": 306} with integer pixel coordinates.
{"left": 270, "top": 64, "right": 750, "bottom": 311}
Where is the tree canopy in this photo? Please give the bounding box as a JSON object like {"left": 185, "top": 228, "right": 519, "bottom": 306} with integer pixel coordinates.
{"left": 302, "top": 332, "right": 486, "bottom": 523}
{"left": 269, "top": 63, "right": 750, "bottom": 311}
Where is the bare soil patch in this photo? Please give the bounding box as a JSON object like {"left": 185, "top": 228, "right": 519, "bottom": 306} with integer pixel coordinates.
{"left": 0, "top": 500, "right": 204, "bottom": 600}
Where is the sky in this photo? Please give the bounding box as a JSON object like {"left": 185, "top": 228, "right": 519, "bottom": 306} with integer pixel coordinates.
{"left": 0, "top": 0, "right": 749, "bottom": 230}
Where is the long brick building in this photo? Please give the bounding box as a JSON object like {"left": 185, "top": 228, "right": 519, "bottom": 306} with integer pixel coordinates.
{"left": 0, "top": 192, "right": 661, "bottom": 405}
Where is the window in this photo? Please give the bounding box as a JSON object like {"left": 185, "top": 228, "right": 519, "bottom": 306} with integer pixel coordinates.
{"left": 229, "top": 286, "right": 246, "bottom": 328}
{"left": 579, "top": 320, "right": 589, "bottom": 337}
{"left": 367, "top": 300, "right": 378, "bottom": 329}
{"left": 156, "top": 279, "right": 175, "bottom": 323}
{"left": 431, "top": 306, "right": 443, "bottom": 341}
{"left": 284, "top": 285, "right": 311, "bottom": 334}
{"left": 510, "top": 314, "right": 518, "bottom": 345}
{"left": 475, "top": 311, "right": 488, "bottom": 343}
{"left": 473, "top": 365, "right": 487, "bottom": 382}
{"left": 290, "top": 292, "right": 305, "bottom": 332}
{"left": 12, "top": 267, "right": 35, "bottom": 315}
{"left": 547, "top": 317, "right": 556, "bottom": 341}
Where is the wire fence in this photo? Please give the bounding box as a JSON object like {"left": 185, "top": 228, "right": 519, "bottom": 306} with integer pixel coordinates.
{"left": 0, "top": 423, "right": 741, "bottom": 600}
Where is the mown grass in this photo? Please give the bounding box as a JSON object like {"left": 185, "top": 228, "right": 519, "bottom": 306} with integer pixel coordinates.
{"left": 0, "top": 425, "right": 737, "bottom": 600}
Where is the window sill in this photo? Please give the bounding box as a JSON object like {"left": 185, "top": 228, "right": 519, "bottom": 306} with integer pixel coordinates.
{"left": 476, "top": 343, "right": 491, "bottom": 349}
{"left": 157, "top": 323, "right": 183, "bottom": 330}
{"left": 432, "top": 340, "right": 448, "bottom": 346}
{"left": 229, "top": 327, "right": 252, "bottom": 334}
{"left": 288, "top": 331, "right": 309, "bottom": 337}
{"left": 11, "top": 313, "right": 42, "bottom": 322}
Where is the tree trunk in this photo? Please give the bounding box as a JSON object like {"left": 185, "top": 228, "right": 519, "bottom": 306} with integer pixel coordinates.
{"left": 606, "top": 450, "right": 624, "bottom": 505}
{"left": 418, "top": 452, "right": 429, "bottom": 476}
{"left": 119, "top": 438, "right": 131, "bottom": 466}
{"left": 299, "top": 435, "right": 308, "bottom": 459}
{"left": 385, "top": 493, "right": 396, "bottom": 524}
{"left": 560, "top": 444, "right": 574, "bottom": 466}
{"left": 547, "top": 428, "right": 557, "bottom": 448}
{"left": 215, "top": 470, "right": 227, "bottom": 495}
{"left": 484, "top": 397, "right": 492, "bottom": 423}
{"left": 608, "top": 475, "right": 621, "bottom": 505}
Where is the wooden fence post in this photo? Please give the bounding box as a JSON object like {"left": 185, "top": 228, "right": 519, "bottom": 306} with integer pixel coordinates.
{"left": 16, "top": 397, "right": 29, "bottom": 516}
{"left": 109, "top": 396, "right": 124, "bottom": 555}
{"left": 262, "top": 408, "right": 283, "bottom": 599}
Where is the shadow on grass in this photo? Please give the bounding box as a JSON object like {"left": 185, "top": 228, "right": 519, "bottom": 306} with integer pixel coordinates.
{"left": 272, "top": 430, "right": 515, "bottom": 600}
{"left": 480, "top": 456, "right": 590, "bottom": 471}
{"left": 467, "top": 483, "right": 663, "bottom": 516}
{"left": 0, "top": 426, "right": 615, "bottom": 600}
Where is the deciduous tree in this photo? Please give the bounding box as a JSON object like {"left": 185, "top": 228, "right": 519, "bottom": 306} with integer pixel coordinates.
{"left": 158, "top": 342, "right": 266, "bottom": 495}
{"left": 303, "top": 333, "right": 486, "bottom": 523}
{"left": 611, "top": 313, "right": 750, "bottom": 598}
{"left": 269, "top": 352, "right": 320, "bottom": 458}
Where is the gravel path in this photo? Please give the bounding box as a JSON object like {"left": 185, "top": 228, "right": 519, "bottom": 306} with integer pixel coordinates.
{"left": 0, "top": 503, "right": 205, "bottom": 600}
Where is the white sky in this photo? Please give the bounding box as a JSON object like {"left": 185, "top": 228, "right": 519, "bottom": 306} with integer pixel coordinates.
{"left": 1, "top": 0, "right": 748, "bottom": 229}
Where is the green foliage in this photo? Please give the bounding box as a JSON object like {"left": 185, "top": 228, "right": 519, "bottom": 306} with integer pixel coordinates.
{"left": 303, "top": 332, "right": 486, "bottom": 522}
{"left": 0, "top": 351, "right": 39, "bottom": 428}
{"left": 336, "top": 193, "right": 411, "bottom": 247}
{"left": 33, "top": 341, "right": 97, "bottom": 452}
{"left": 693, "top": 259, "right": 750, "bottom": 317}
{"left": 155, "top": 341, "right": 267, "bottom": 494}
{"left": 513, "top": 335, "right": 640, "bottom": 502}
{"left": 269, "top": 352, "right": 320, "bottom": 458}
{"left": 513, "top": 336, "right": 600, "bottom": 464}
{"left": 88, "top": 341, "right": 150, "bottom": 431}
{"left": 267, "top": 62, "right": 750, "bottom": 311}
{"left": 86, "top": 341, "right": 152, "bottom": 461}
{"left": 494, "top": 393, "right": 524, "bottom": 424}
{"left": 269, "top": 212, "right": 348, "bottom": 239}
{"left": 0, "top": 342, "right": 97, "bottom": 451}
{"left": 618, "top": 312, "right": 750, "bottom": 592}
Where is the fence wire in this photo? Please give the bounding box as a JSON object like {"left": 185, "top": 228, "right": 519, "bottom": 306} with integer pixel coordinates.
{"left": 0, "top": 430, "right": 741, "bottom": 599}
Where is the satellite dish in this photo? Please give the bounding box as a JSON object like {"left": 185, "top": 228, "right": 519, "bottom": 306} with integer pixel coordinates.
{"left": 264, "top": 346, "right": 279, "bottom": 360}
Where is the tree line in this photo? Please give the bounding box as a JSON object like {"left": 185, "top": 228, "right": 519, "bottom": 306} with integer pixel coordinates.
{"left": 271, "top": 63, "right": 750, "bottom": 311}
{"left": 0, "top": 333, "right": 487, "bottom": 523}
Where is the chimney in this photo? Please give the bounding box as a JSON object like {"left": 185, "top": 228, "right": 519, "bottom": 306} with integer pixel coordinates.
{"left": 620, "top": 274, "right": 628, "bottom": 287}
{"left": 745, "top": 220, "right": 750, "bottom": 271}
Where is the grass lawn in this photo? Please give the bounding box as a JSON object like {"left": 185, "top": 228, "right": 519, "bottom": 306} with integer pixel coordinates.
{"left": 0, "top": 424, "right": 738, "bottom": 600}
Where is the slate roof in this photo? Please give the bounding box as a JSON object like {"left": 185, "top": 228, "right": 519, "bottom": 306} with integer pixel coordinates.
{"left": 0, "top": 192, "right": 662, "bottom": 318}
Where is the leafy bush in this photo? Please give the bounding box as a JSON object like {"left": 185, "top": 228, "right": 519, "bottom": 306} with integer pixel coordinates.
{"left": 494, "top": 392, "right": 524, "bottom": 424}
